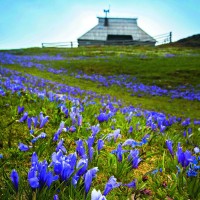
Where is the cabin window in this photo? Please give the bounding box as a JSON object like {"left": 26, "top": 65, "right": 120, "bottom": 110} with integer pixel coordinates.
{"left": 107, "top": 35, "right": 133, "bottom": 41}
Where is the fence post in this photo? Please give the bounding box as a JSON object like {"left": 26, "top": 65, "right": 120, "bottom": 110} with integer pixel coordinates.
{"left": 169, "top": 32, "right": 172, "bottom": 43}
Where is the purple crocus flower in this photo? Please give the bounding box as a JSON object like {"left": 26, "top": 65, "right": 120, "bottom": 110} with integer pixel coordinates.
{"left": 51, "top": 150, "right": 64, "bottom": 166}
{"left": 69, "top": 125, "right": 76, "bottom": 132}
{"left": 194, "top": 147, "right": 200, "bottom": 154}
{"left": 113, "top": 129, "right": 121, "bottom": 142}
{"left": 76, "top": 139, "right": 86, "bottom": 158}
{"left": 39, "top": 116, "right": 49, "bottom": 128}
{"left": 31, "top": 152, "right": 38, "bottom": 167}
{"left": 106, "top": 129, "right": 121, "bottom": 142}
{"left": 151, "top": 123, "right": 157, "bottom": 131}
{"left": 128, "top": 149, "right": 141, "bottom": 169}
{"left": 123, "top": 179, "right": 136, "bottom": 188}
{"left": 48, "top": 91, "right": 54, "bottom": 102}
{"left": 128, "top": 126, "right": 133, "bottom": 133}
{"left": 122, "top": 139, "right": 135, "bottom": 147}
{"left": 84, "top": 167, "right": 99, "bottom": 194}
{"left": 28, "top": 168, "right": 39, "bottom": 189}
{"left": 126, "top": 112, "right": 133, "bottom": 123}
{"left": 183, "top": 130, "right": 187, "bottom": 137}
{"left": 176, "top": 143, "right": 195, "bottom": 167}
{"left": 72, "top": 174, "right": 80, "bottom": 187}
{"left": 77, "top": 114, "right": 82, "bottom": 126}
{"left": 61, "top": 106, "right": 69, "bottom": 118}
{"left": 176, "top": 143, "right": 185, "bottom": 166}
{"left": 188, "top": 127, "right": 192, "bottom": 135}
{"left": 54, "top": 194, "right": 59, "bottom": 200}
{"left": 66, "top": 152, "right": 77, "bottom": 170}
{"left": 56, "top": 138, "right": 66, "bottom": 153}
{"left": 76, "top": 158, "right": 88, "bottom": 176}
{"left": 91, "top": 124, "right": 100, "bottom": 137}
{"left": 18, "top": 143, "right": 29, "bottom": 151}
{"left": 97, "top": 139, "right": 104, "bottom": 153}
{"left": 43, "top": 167, "right": 58, "bottom": 188}
{"left": 19, "top": 112, "right": 28, "bottom": 122}
{"left": 38, "top": 132, "right": 46, "bottom": 139}
{"left": 103, "top": 176, "right": 121, "bottom": 196}
{"left": 166, "top": 140, "right": 174, "bottom": 157}
{"left": 31, "top": 132, "right": 46, "bottom": 144}
{"left": 61, "top": 164, "right": 74, "bottom": 181}
{"left": 87, "top": 136, "right": 95, "bottom": 149}
{"left": 159, "top": 124, "right": 166, "bottom": 133}
{"left": 17, "top": 106, "right": 24, "bottom": 114}
{"left": 32, "top": 116, "right": 38, "bottom": 128}
{"left": 28, "top": 160, "right": 58, "bottom": 189}
{"left": 141, "top": 134, "right": 150, "bottom": 144}
{"left": 181, "top": 118, "right": 190, "bottom": 126}
{"left": 97, "top": 113, "right": 108, "bottom": 123}
{"left": 27, "top": 117, "right": 32, "bottom": 130}
{"left": 70, "top": 112, "right": 76, "bottom": 125}
{"left": 53, "top": 121, "right": 65, "bottom": 141}
{"left": 88, "top": 147, "right": 94, "bottom": 161}
{"left": 10, "top": 169, "right": 19, "bottom": 191}
{"left": 111, "top": 144, "right": 127, "bottom": 162}
{"left": 187, "top": 169, "right": 198, "bottom": 177}
{"left": 194, "top": 119, "right": 200, "bottom": 125}
{"left": 91, "top": 189, "right": 106, "bottom": 200}
{"left": 54, "top": 161, "right": 62, "bottom": 175}
{"left": 37, "top": 162, "right": 48, "bottom": 185}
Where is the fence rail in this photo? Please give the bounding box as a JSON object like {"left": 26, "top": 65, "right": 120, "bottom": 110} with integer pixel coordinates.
{"left": 41, "top": 41, "right": 78, "bottom": 48}
{"left": 154, "top": 32, "right": 172, "bottom": 45}
{"left": 41, "top": 32, "right": 172, "bottom": 48}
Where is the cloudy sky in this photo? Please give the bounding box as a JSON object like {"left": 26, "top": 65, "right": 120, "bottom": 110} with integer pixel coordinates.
{"left": 0, "top": 0, "right": 200, "bottom": 49}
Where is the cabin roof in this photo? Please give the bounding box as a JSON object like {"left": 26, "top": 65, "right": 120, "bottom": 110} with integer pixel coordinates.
{"left": 78, "top": 17, "right": 156, "bottom": 42}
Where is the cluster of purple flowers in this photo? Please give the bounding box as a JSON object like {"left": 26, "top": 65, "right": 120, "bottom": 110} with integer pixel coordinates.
{"left": 10, "top": 128, "right": 137, "bottom": 198}
{"left": 111, "top": 143, "right": 141, "bottom": 169}
{"left": 11, "top": 130, "right": 103, "bottom": 195}
{"left": 166, "top": 140, "right": 200, "bottom": 178}
{"left": 1, "top": 67, "right": 200, "bottom": 132}
{"left": 17, "top": 109, "right": 49, "bottom": 151}
{"left": 75, "top": 71, "right": 200, "bottom": 101}
{"left": 0, "top": 52, "right": 64, "bottom": 70}
{"left": 1, "top": 52, "right": 200, "bottom": 101}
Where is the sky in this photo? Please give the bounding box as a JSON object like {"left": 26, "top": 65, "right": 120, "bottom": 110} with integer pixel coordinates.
{"left": 0, "top": 0, "right": 200, "bottom": 49}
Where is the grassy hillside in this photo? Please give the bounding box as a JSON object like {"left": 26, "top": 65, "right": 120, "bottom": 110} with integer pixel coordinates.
{"left": 0, "top": 45, "right": 200, "bottom": 199}
{"left": 162, "top": 34, "right": 200, "bottom": 47}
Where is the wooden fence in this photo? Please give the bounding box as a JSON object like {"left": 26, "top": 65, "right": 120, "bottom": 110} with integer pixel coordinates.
{"left": 41, "top": 41, "right": 78, "bottom": 48}
{"left": 154, "top": 32, "right": 172, "bottom": 45}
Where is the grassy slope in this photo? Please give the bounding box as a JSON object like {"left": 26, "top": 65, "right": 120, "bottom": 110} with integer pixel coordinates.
{"left": 1, "top": 46, "right": 200, "bottom": 199}
{"left": 162, "top": 34, "right": 200, "bottom": 48}
{"left": 1, "top": 46, "right": 200, "bottom": 119}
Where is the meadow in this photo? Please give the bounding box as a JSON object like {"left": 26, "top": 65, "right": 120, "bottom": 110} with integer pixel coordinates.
{"left": 0, "top": 46, "right": 200, "bottom": 199}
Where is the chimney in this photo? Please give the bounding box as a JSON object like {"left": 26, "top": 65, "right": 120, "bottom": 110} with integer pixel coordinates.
{"left": 104, "top": 17, "right": 108, "bottom": 26}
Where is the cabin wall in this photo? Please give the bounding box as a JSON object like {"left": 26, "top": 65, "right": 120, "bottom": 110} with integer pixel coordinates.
{"left": 78, "top": 39, "right": 156, "bottom": 46}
